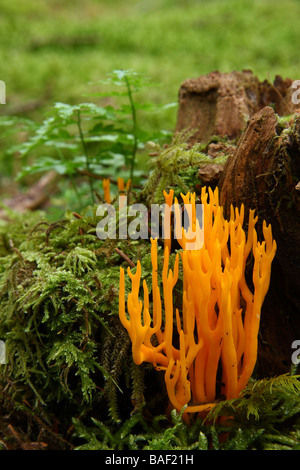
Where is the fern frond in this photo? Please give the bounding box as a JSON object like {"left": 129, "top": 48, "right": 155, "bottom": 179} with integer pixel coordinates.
{"left": 208, "top": 374, "right": 300, "bottom": 424}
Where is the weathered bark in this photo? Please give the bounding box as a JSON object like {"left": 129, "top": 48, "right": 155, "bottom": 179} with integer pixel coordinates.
{"left": 218, "top": 106, "right": 300, "bottom": 377}
{"left": 197, "top": 163, "right": 224, "bottom": 186}
{"left": 176, "top": 70, "right": 300, "bottom": 377}
{"left": 197, "top": 141, "right": 236, "bottom": 187}
{"left": 176, "top": 70, "right": 300, "bottom": 144}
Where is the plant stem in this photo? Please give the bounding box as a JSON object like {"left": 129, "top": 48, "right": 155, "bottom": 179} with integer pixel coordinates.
{"left": 124, "top": 75, "right": 138, "bottom": 182}
{"left": 70, "top": 174, "right": 83, "bottom": 209}
{"left": 77, "top": 109, "right": 95, "bottom": 204}
{"left": 56, "top": 146, "right": 83, "bottom": 209}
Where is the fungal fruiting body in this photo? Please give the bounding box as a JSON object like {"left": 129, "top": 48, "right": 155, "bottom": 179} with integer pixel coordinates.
{"left": 119, "top": 187, "right": 277, "bottom": 415}
{"left": 103, "top": 177, "right": 131, "bottom": 204}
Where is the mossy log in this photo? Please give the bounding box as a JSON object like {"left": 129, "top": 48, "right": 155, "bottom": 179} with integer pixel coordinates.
{"left": 176, "top": 71, "right": 300, "bottom": 378}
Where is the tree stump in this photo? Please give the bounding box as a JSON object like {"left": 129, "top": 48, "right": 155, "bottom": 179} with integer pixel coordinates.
{"left": 176, "top": 71, "right": 300, "bottom": 378}
{"left": 219, "top": 106, "right": 300, "bottom": 377}
{"left": 176, "top": 70, "right": 300, "bottom": 143}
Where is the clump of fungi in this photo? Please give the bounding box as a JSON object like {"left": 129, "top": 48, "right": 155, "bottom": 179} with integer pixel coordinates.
{"left": 119, "top": 187, "right": 276, "bottom": 416}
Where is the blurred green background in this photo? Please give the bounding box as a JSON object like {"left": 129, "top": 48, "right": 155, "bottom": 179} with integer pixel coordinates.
{"left": 2, "top": 0, "right": 300, "bottom": 120}
{"left": 1, "top": 0, "right": 300, "bottom": 200}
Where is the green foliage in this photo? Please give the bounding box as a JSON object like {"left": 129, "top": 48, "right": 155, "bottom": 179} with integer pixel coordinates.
{"left": 0, "top": 170, "right": 299, "bottom": 449}
{"left": 0, "top": 95, "right": 299, "bottom": 449}
{"left": 73, "top": 406, "right": 152, "bottom": 450}
{"left": 2, "top": 0, "right": 300, "bottom": 133}
{"left": 0, "top": 207, "right": 156, "bottom": 427}
{"left": 207, "top": 374, "right": 300, "bottom": 450}
{"left": 71, "top": 374, "right": 300, "bottom": 450}
{"left": 3, "top": 0, "right": 300, "bottom": 186}
{"left": 73, "top": 375, "right": 300, "bottom": 450}
{"left": 91, "top": 69, "right": 175, "bottom": 180}
{"left": 209, "top": 374, "right": 300, "bottom": 422}
{"left": 0, "top": 70, "right": 173, "bottom": 208}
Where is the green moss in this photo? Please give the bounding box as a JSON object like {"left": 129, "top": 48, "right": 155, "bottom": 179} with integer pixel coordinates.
{"left": 0, "top": 143, "right": 299, "bottom": 449}
{"left": 0, "top": 205, "right": 159, "bottom": 433}
{"left": 141, "top": 132, "right": 227, "bottom": 205}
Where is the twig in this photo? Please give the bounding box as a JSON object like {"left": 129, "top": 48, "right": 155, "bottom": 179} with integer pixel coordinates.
{"left": 124, "top": 74, "right": 138, "bottom": 181}
{"left": 0, "top": 171, "right": 58, "bottom": 219}
{"left": 76, "top": 169, "right": 144, "bottom": 189}
{"left": 72, "top": 212, "right": 83, "bottom": 219}
{"left": 7, "top": 424, "right": 48, "bottom": 450}
{"left": 115, "top": 247, "right": 135, "bottom": 267}
{"left": 9, "top": 239, "right": 27, "bottom": 262}
{"left": 77, "top": 109, "right": 95, "bottom": 203}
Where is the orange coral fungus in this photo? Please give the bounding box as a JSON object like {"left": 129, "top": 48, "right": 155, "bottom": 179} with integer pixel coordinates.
{"left": 117, "top": 177, "right": 125, "bottom": 192}
{"left": 117, "top": 177, "right": 131, "bottom": 192}
{"left": 102, "top": 178, "right": 111, "bottom": 204}
{"left": 119, "top": 187, "right": 277, "bottom": 415}
{"left": 103, "top": 177, "right": 131, "bottom": 204}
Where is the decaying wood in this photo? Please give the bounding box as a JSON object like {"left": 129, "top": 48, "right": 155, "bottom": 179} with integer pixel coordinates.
{"left": 218, "top": 106, "right": 300, "bottom": 377}
{"left": 176, "top": 70, "right": 300, "bottom": 377}
{"left": 0, "top": 171, "right": 58, "bottom": 219}
{"left": 198, "top": 163, "right": 224, "bottom": 186}
{"left": 197, "top": 141, "right": 236, "bottom": 187}
{"left": 176, "top": 70, "right": 300, "bottom": 144}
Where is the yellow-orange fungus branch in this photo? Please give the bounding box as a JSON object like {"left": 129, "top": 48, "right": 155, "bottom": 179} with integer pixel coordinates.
{"left": 103, "top": 177, "right": 131, "bottom": 204}
{"left": 119, "top": 187, "right": 277, "bottom": 416}
{"left": 117, "top": 177, "right": 131, "bottom": 192}
{"left": 117, "top": 177, "right": 125, "bottom": 192}
{"left": 103, "top": 178, "right": 111, "bottom": 204}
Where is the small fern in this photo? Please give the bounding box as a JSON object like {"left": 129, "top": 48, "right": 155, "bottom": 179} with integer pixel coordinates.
{"left": 73, "top": 406, "right": 151, "bottom": 450}
{"left": 207, "top": 374, "right": 300, "bottom": 424}
{"left": 73, "top": 374, "right": 300, "bottom": 450}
